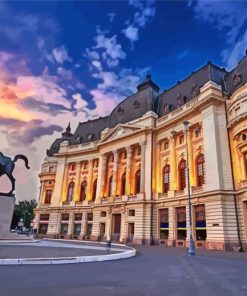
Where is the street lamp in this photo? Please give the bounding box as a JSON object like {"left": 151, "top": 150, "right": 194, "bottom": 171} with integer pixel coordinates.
{"left": 183, "top": 120, "right": 195, "bottom": 256}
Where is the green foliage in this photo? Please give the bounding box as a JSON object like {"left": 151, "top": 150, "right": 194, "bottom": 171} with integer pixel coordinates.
{"left": 11, "top": 199, "right": 37, "bottom": 229}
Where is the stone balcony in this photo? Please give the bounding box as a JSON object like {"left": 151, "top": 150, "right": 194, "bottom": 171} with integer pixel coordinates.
{"left": 191, "top": 186, "right": 204, "bottom": 194}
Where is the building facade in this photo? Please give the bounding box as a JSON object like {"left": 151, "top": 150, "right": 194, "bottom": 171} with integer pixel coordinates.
{"left": 34, "top": 53, "right": 247, "bottom": 251}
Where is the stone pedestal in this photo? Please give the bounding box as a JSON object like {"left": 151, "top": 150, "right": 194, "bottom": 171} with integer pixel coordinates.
{"left": 0, "top": 195, "right": 17, "bottom": 239}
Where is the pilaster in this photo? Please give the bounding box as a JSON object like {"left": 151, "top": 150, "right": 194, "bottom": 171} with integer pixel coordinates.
{"left": 125, "top": 146, "right": 132, "bottom": 195}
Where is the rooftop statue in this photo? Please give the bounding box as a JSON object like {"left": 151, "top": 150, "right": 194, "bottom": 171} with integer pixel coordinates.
{"left": 0, "top": 152, "right": 30, "bottom": 197}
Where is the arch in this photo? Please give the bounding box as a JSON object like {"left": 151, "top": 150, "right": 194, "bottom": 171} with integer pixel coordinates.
{"left": 121, "top": 172, "right": 126, "bottom": 196}
{"left": 178, "top": 159, "right": 186, "bottom": 190}
{"left": 108, "top": 175, "right": 113, "bottom": 197}
{"left": 120, "top": 150, "right": 126, "bottom": 160}
{"left": 162, "top": 164, "right": 170, "bottom": 193}
{"left": 44, "top": 190, "right": 52, "bottom": 204}
{"left": 79, "top": 180, "right": 87, "bottom": 202}
{"left": 92, "top": 178, "right": 97, "bottom": 201}
{"left": 196, "top": 154, "right": 205, "bottom": 187}
{"left": 67, "top": 182, "right": 75, "bottom": 202}
{"left": 134, "top": 169, "right": 141, "bottom": 194}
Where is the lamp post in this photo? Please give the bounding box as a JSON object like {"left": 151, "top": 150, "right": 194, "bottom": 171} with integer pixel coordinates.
{"left": 183, "top": 120, "right": 195, "bottom": 256}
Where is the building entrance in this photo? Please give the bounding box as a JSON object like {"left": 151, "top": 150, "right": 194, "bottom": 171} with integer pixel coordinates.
{"left": 100, "top": 223, "right": 106, "bottom": 240}
{"left": 112, "top": 214, "right": 121, "bottom": 242}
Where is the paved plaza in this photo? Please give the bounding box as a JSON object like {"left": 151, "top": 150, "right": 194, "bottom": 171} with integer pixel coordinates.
{"left": 0, "top": 245, "right": 247, "bottom": 296}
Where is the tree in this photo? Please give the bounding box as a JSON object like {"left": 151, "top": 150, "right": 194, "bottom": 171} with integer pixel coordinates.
{"left": 11, "top": 199, "right": 37, "bottom": 229}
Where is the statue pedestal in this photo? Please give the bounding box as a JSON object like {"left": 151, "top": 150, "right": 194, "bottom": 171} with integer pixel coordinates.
{"left": 0, "top": 195, "right": 16, "bottom": 239}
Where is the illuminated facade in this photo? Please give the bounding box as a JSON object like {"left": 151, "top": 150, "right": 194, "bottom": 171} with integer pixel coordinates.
{"left": 35, "top": 54, "right": 247, "bottom": 251}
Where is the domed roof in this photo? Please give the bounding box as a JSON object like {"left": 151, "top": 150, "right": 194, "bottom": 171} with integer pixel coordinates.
{"left": 108, "top": 75, "right": 159, "bottom": 128}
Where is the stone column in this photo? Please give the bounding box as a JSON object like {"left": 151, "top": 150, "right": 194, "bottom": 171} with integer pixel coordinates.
{"left": 52, "top": 158, "right": 66, "bottom": 206}
{"left": 67, "top": 213, "right": 74, "bottom": 238}
{"left": 86, "top": 160, "right": 94, "bottom": 200}
{"left": 170, "top": 135, "right": 177, "bottom": 191}
{"left": 39, "top": 181, "right": 45, "bottom": 204}
{"left": 61, "top": 163, "right": 69, "bottom": 202}
{"left": 155, "top": 142, "right": 161, "bottom": 193}
{"left": 140, "top": 142, "right": 146, "bottom": 193}
{"left": 74, "top": 161, "right": 82, "bottom": 202}
{"left": 125, "top": 146, "right": 132, "bottom": 195}
{"left": 187, "top": 131, "right": 195, "bottom": 187}
{"left": 96, "top": 154, "right": 106, "bottom": 200}
{"left": 106, "top": 211, "right": 112, "bottom": 240}
{"left": 112, "top": 150, "right": 119, "bottom": 196}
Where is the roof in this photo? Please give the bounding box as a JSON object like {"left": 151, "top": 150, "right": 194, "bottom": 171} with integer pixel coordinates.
{"left": 157, "top": 63, "right": 227, "bottom": 117}
{"left": 69, "top": 116, "right": 109, "bottom": 145}
{"left": 108, "top": 75, "right": 159, "bottom": 128}
{"left": 224, "top": 53, "right": 247, "bottom": 95}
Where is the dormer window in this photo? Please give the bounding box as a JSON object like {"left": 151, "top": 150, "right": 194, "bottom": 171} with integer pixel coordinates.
{"left": 133, "top": 101, "right": 140, "bottom": 109}
{"left": 233, "top": 74, "right": 241, "bottom": 87}
{"left": 163, "top": 104, "right": 169, "bottom": 114}
{"left": 177, "top": 95, "right": 185, "bottom": 107}
{"left": 118, "top": 107, "right": 124, "bottom": 114}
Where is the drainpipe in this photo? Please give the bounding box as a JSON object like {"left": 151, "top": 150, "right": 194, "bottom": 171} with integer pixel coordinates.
{"left": 224, "top": 96, "right": 244, "bottom": 252}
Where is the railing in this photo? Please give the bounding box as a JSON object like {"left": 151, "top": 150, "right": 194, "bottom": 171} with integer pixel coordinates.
{"left": 174, "top": 190, "right": 185, "bottom": 196}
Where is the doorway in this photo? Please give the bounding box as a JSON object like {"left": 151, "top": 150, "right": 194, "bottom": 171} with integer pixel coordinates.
{"left": 128, "top": 223, "right": 134, "bottom": 243}
{"left": 112, "top": 214, "right": 121, "bottom": 241}
{"left": 100, "top": 223, "right": 106, "bottom": 240}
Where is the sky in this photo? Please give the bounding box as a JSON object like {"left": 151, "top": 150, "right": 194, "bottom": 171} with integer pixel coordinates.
{"left": 0, "top": 0, "right": 247, "bottom": 201}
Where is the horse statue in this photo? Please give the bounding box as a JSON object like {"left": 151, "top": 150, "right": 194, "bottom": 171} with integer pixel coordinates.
{"left": 0, "top": 152, "right": 30, "bottom": 196}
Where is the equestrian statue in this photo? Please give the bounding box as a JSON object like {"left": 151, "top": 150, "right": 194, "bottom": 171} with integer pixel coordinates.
{"left": 0, "top": 152, "right": 30, "bottom": 196}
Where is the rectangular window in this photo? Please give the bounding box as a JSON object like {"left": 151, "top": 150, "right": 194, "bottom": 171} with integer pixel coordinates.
{"left": 160, "top": 209, "right": 169, "bottom": 239}
{"left": 61, "top": 213, "right": 70, "bottom": 221}
{"left": 74, "top": 213, "right": 82, "bottom": 221}
{"left": 101, "top": 211, "right": 106, "bottom": 217}
{"left": 164, "top": 141, "right": 169, "bottom": 150}
{"left": 38, "top": 224, "right": 48, "bottom": 234}
{"left": 60, "top": 223, "right": 68, "bottom": 235}
{"left": 176, "top": 207, "right": 187, "bottom": 240}
{"left": 73, "top": 224, "right": 81, "bottom": 236}
{"left": 87, "top": 213, "right": 93, "bottom": 221}
{"left": 129, "top": 209, "right": 135, "bottom": 216}
{"left": 40, "top": 214, "right": 50, "bottom": 221}
{"left": 195, "top": 205, "right": 207, "bottom": 241}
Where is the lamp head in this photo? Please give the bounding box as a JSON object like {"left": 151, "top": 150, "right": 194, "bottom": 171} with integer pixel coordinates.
{"left": 183, "top": 120, "right": 190, "bottom": 127}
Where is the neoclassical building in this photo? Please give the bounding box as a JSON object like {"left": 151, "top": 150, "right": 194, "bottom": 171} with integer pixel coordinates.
{"left": 34, "top": 53, "right": 247, "bottom": 251}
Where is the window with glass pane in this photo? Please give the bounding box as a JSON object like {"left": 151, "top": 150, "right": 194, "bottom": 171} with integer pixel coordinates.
{"left": 60, "top": 223, "right": 68, "bottom": 235}
{"left": 160, "top": 209, "right": 169, "bottom": 239}
{"left": 73, "top": 224, "right": 81, "bottom": 236}
{"left": 44, "top": 190, "right": 52, "bottom": 204}
{"left": 163, "top": 165, "right": 170, "bottom": 193}
{"left": 67, "top": 182, "right": 75, "bottom": 202}
{"left": 74, "top": 213, "right": 82, "bottom": 221}
{"left": 197, "top": 154, "right": 205, "bottom": 186}
{"left": 38, "top": 224, "right": 48, "bottom": 234}
{"left": 176, "top": 207, "right": 187, "bottom": 239}
{"left": 195, "top": 205, "right": 206, "bottom": 240}
{"left": 179, "top": 160, "right": 186, "bottom": 190}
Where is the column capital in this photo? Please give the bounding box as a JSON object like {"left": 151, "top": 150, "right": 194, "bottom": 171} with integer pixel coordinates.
{"left": 126, "top": 145, "right": 132, "bottom": 153}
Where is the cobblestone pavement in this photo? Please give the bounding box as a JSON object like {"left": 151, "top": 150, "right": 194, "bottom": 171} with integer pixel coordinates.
{"left": 0, "top": 245, "right": 247, "bottom": 296}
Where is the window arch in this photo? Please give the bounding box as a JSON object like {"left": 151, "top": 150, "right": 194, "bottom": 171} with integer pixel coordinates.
{"left": 121, "top": 172, "right": 126, "bottom": 196}
{"left": 44, "top": 190, "right": 52, "bottom": 204}
{"left": 196, "top": 154, "right": 205, "bottom": 187}
{"left": 108, "top": 175, "right": 113, "bottom": 197}
{"left": 79, "top": 180, "right": 87, "bottom": 202}
{"left": 135, "top": 170, "right": 141, "bottom": 194}
{"left": 178, "top": 159, "right": 186, "bottom": 190}
{"left": 92, "top": 179, "right": 97, "bottom": 201}
{"left": 67, "top": 182, "right": 75, "bottom": 202}
{"left": 163, "top": 165, "right": 170, "bottom": 193}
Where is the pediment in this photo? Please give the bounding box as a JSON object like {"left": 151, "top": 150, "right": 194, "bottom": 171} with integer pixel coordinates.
{"left": 100, "top": 124, "right": 142, "bottom": 143}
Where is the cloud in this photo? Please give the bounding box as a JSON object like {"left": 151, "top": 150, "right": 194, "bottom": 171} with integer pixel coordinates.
{"left": 189, "top": 0, "right": 247, "bottom": 69}
{"left": 72, "top": 93, "right": 88, "bottom": 110}
{"left": 57, "top": 67, "right": 73, "bottom": 80}
{"left": 108, "top": 12, "right": 116, "bottom": 22}
{"left": 122, "top": 25, "right": 139, "bottom": 44}
{"left": 52, "top": 45, "right": 72, "bottom": 64}
{"left": 123, "top": 0, "right": 156, "bottom": 45}
{"left": 92, "top": 60, "right": 102, "bottom": 71}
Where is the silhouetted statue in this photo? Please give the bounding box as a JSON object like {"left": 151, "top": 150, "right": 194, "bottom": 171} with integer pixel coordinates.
{"left": 0, "top": 152, "right": 30, "bottom": 196}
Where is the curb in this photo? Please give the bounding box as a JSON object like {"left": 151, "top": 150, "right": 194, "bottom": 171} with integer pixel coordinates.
{"left": 0, "top": 249, "right": 136, "bottom": 265}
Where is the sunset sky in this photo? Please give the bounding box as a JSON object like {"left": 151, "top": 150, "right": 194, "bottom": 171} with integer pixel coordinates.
{"left": 0, "top": 0, "right": 247, "bottom": 201}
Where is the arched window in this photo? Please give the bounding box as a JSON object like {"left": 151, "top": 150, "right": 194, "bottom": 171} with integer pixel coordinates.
{"left": 121, "top": 172, "right": 126, "bottom": 196}
{"left": 178, "top": 159, "right": 186, "bottom": 190}
{"left": 135, "top": 170, "right": 141, "bottom": 194}
{"left": 108, "top": 175, "right": 113, "bottom": 197}
{"left": 79, "top": 180, "right": 87, "bottom": 202}
{"left": 92, "top": 179, "right": 97, "bottom": 201}
{"left": 163, "top": 165, "right": 170, "bottom": 193}
{"left": 196, "top": 154, "right": 205, "bottom": 187}
{"left": 243, "top": 152, "right": 247, "bottom": 178}
{"left": 44, "top": 190, "right": 52, "bottom": 204}
{"left": 67, "top": 182, "right": 75, "bottom": 202}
